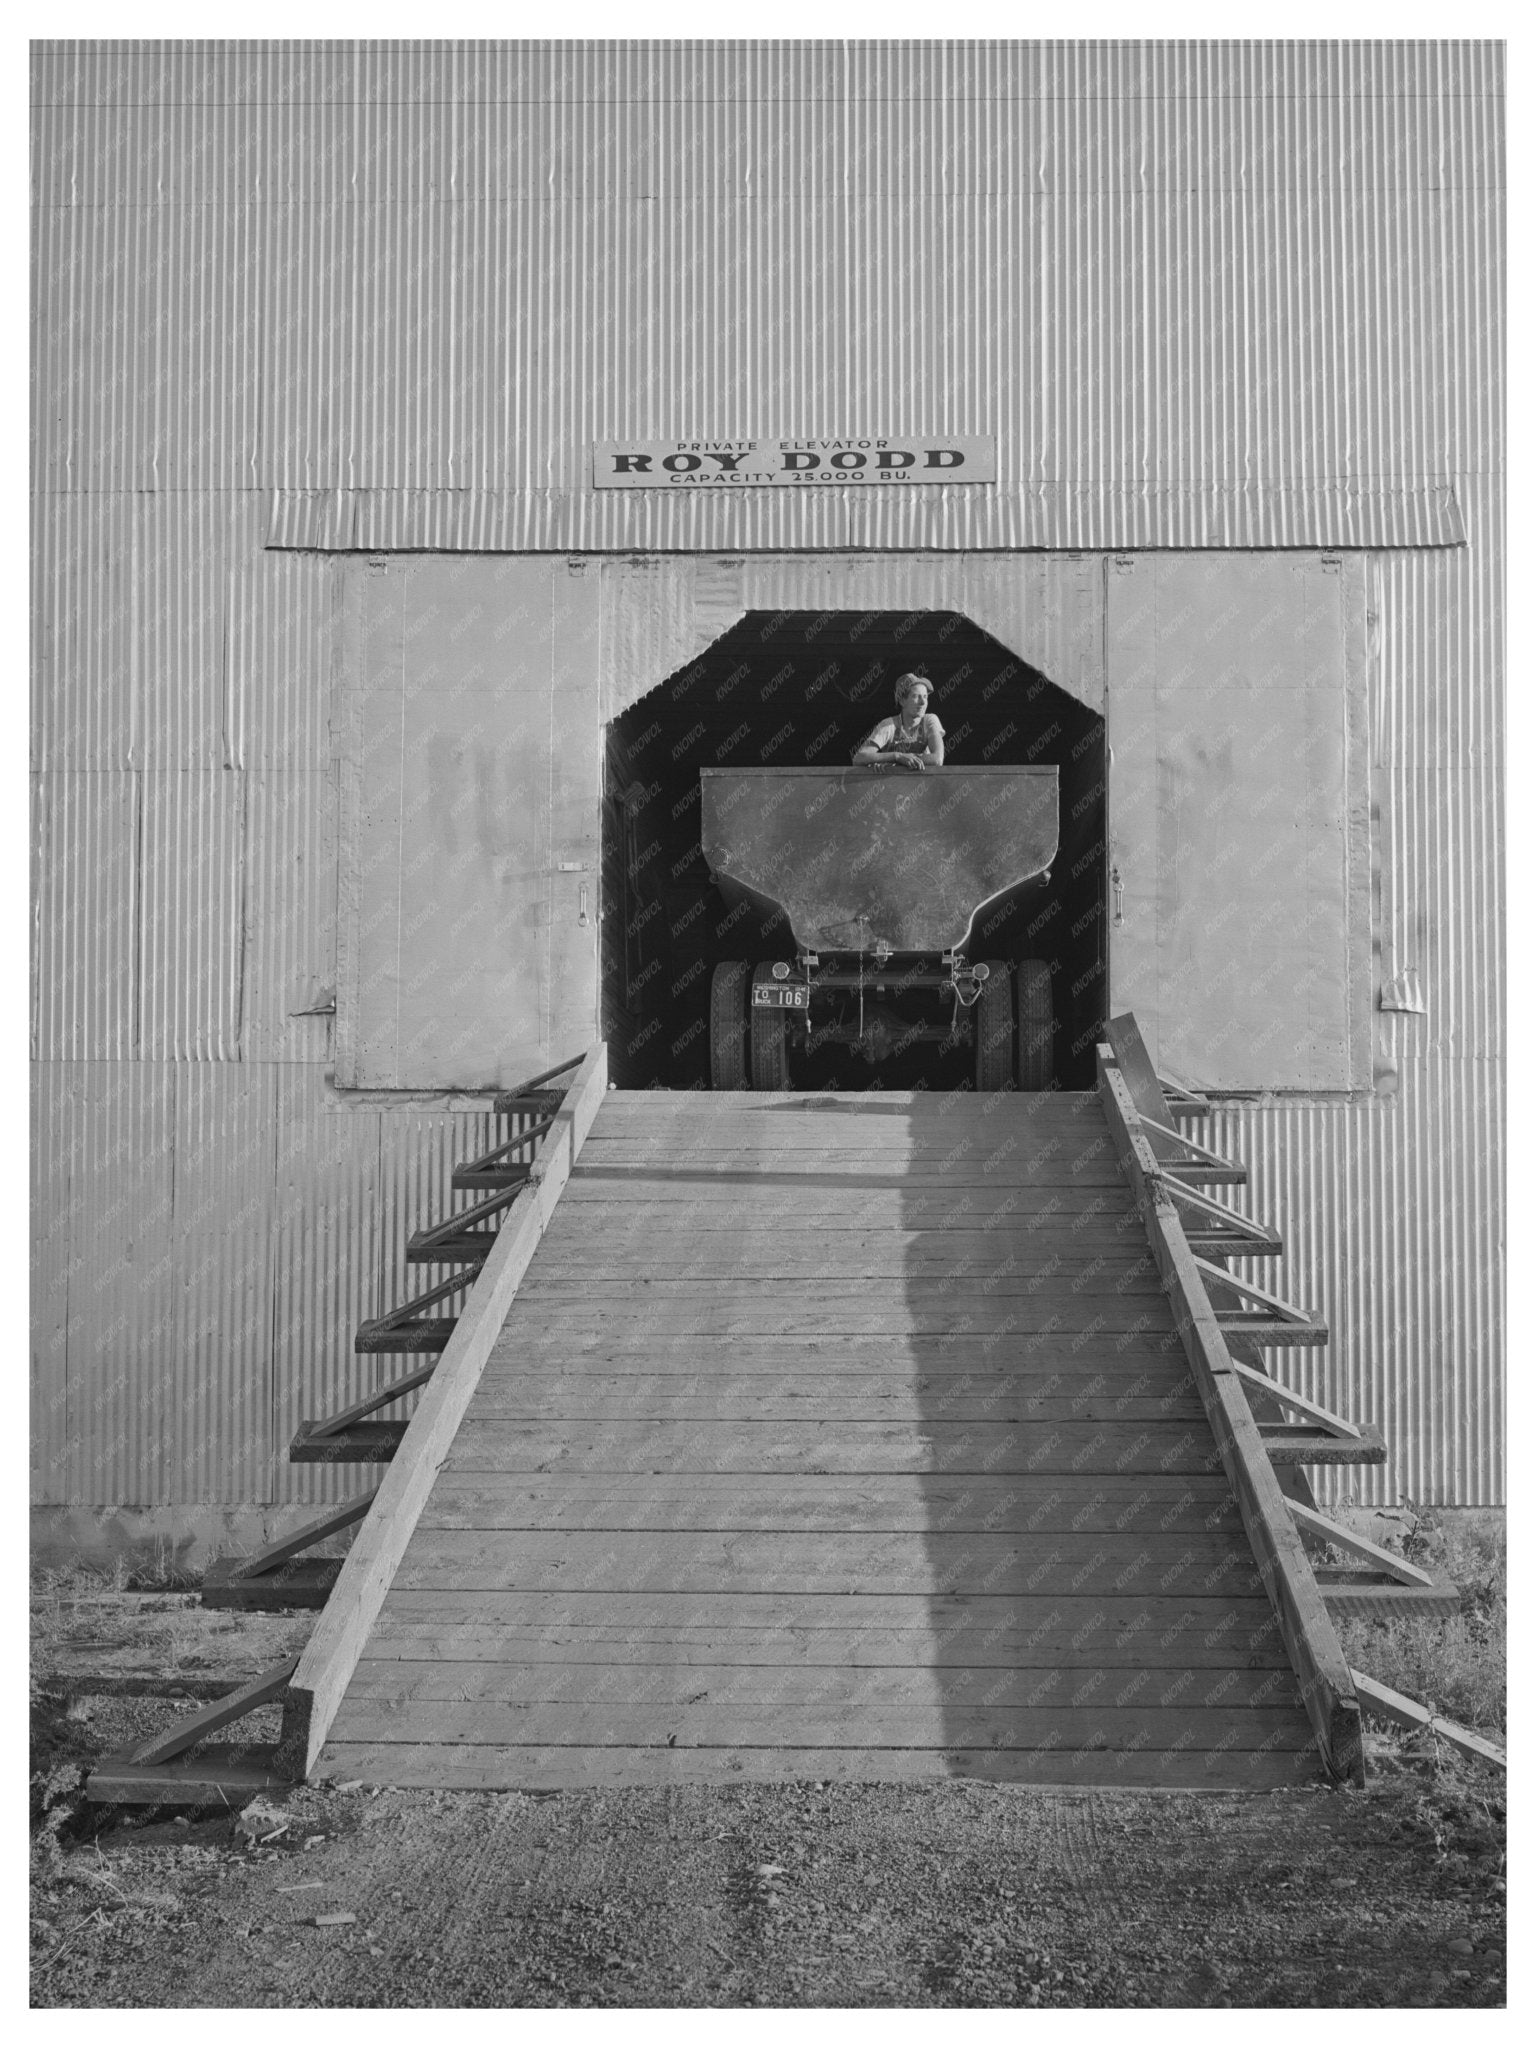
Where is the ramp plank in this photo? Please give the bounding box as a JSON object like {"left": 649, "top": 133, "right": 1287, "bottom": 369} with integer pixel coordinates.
{"left": 441, "top": 1420, "right": 1228, "bottom": 1476}
{"left": 419, "top": 1474, "right": 1246, "bottom": 1535}
{"left": 315, "top": 1742, "right": 1324, "bottom": 1791}
{"left": 492, "top": 1333, "right": 1193, "bottom": 1368}
{"left": 325, "top": 1701, "right": 1316, "bottom": 1750}
{"left": 368, "top": 1587, "right": 1283, "bottom": 1630}
{"left": 460, "top": 1385, "right": 1206, "bottom": 1423}
{"left": 344, "top": 1661, "right": 1300, "bottom": 1709}
{"left": 390, "top": 1529, "right": 1268, "bottom": 1599}
{"left": 519, "top": 1274, "right": 1165, "bottom": 1300}
{"left": 362, "top": 1620, "right": 1288, "bottom": 1670}
{"left": 502, "top": 1303, "right": 1182, "bottom": 1334}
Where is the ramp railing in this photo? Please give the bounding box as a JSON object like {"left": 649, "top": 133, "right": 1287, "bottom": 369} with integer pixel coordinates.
{"left": 1096, "top": 1035, "right": 1366, "bottom": 1787}
{"left": 274, "top": 1041, "right": 610, "bottom": 1781}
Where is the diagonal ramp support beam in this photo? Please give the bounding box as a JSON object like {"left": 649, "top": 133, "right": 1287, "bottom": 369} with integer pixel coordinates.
{"left": 455, "top": 1114, "right": 557, "bottom": 1179}
{"left": 304, "top": 1364, "right": 437, "bottom": 1440}
{"left": 1156, "top": 1073, "right": 1210, "bottom": 1117}
{"left": 123, "top": 1656, "right": 300, "bottom": 1768}
{"left": 1162, "top": 1177, "right": 1278, "bottom": 1247}
{"left": 1192, "top": 1257, "right": 1320, "bottom": 1328}
{"left": 496, "top": 1052, "right": 585, "bottom": 1098}
{"left": 228, "top": 1492, "right": 380, "bottom": 1578}
{"left": 1288, "top": 1501, "right": 1437, "bottom": 1587}
{"left": 1225, "top": 1355, "right": 1363, "bottom": 1440}
{"left": 1350, "top": 1672, "right": 1506, "bottom": 1771}
{"left": 1224, "top": 1355, "right": 1362, "bottom": 1440}
{"left": 1140, "top": 1115, "right": 1248, "bottom": 1181}
{"left": 360, "top": 1268, "right": 476, "bottom": 1337}
{"left": 411, "top": 1183, "right": 523, "bottom": 1251}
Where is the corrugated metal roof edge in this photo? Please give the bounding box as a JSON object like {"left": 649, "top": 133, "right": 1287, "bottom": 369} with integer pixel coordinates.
{"left": 264, "top": 483, "right": 1466, "bottom": 554}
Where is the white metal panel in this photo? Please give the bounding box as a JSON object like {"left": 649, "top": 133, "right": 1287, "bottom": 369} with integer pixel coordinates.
{"left": 340, "top": 556, "right": 598, "bottom": 1088}
{"left": 241, "top": 768, "right": 338, "bottom": 1064}
{"left": 1107, "top": 555, "right": 1368, "bottom": 1091}
{"left": 1376, "top": 473, "right": 1505, "bottom": 1066}
{"left": 548, "top": 562, "right": 604, "bottom": 1048}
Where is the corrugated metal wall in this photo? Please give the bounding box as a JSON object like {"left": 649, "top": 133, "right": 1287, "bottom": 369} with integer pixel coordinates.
{"left": 31, "top": 40, "right": 1503, "bottom": 1513}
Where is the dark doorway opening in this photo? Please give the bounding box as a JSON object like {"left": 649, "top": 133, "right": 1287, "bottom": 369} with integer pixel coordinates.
{"left": 600, "top": 610, "right": 1107, "bottom": 1090}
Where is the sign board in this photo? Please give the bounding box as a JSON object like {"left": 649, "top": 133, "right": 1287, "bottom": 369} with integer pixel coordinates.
{"left": 592, "top": 436, "right": 996, "bottom": 489}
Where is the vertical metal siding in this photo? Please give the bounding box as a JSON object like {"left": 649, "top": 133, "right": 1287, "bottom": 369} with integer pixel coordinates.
{"left": 137, "top": 769, "right": 245, "bottom": 1061}
{"left": 31, "top": 41, "right": 1503, "bottom": 1510}
{"left": 31, "top": 494, "right": 136, "bottom": 771}
{"left": 1209, "top": 1051, "right": 1503, "bottom": 1509}
{"left": 61, "top": 1064, "right": 177, "bottom": 1505}
{"left": 32, "top": 770, "right": 141, "bottom": 1060}
{"left": 268, "top": 1070, "right": 390, "bottom": 1513}
{"left": 35, "top": 1059, "right": 514, "bottom": 1517}
{"left": 170, "top": 1065, "right": 278, "bottom": 1501}
{"left": 35, "top": 37, "right": 1498, "bottom": 511}
{"left": 240, "top": 769, "right": 339, "bottom": 1064}
{"left": 268, "top": 1084, "right": 508, "bottom": 1510}
{"left": 227, "top": 497, "right": 337, "bottom": 772}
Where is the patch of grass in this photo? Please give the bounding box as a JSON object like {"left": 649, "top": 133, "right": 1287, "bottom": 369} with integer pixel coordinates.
{"left": 1334, "top": 1507, "right": 1505, "bottom": 1736}
{"left": 30, "top": 1564, "right": 126, "bottom": 1844}
{"left": 31, "top": 1560, "right": 131, "bottom": 1714}
{"left": 29, "top": 1560, "right": 201, "bottom": 1854}
{"left": 1363, "top": 1748, "right": 1507, "bottom": 1892}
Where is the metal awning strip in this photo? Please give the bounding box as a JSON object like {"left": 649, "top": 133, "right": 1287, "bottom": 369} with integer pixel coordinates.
{"left": 265, "top": 482, "right": 1466, "bottom": 555}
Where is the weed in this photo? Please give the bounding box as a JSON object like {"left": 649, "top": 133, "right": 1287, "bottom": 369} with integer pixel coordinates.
{"left": 31, "top": 1762, "right": 85, "bottom": 1879}
{"left": 1366, "top": 1751, "right": 1507, "bottom": 1873}
{"left": 1333, "top": 1507, "right": 1506, "bottom": 1736}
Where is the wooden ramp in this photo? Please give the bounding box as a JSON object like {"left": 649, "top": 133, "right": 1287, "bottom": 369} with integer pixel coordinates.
{"left": 313, "top": 1088, "right": 1330, "bottom": 1791}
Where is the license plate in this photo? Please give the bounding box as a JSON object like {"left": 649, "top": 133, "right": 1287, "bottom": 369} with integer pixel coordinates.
{"left": 752, "top": 982, "right": 808, "bottom": 1009}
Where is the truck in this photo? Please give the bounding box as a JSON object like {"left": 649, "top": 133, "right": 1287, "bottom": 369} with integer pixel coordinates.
{"left": 700, "top": 764, "right": 1059, "bottom": 1091}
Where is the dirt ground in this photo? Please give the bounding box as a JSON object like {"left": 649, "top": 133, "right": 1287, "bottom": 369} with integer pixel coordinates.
{"left": 29, "top": 1571, "right": 1506, "bottom": 2011}
{"left": 31, "top": 1757, "right": 1506, "bottom": 2009}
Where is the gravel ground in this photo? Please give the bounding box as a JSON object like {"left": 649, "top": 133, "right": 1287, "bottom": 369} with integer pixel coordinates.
{"left": 31, "top": 1758, "right": 1505, "bottom": 2009}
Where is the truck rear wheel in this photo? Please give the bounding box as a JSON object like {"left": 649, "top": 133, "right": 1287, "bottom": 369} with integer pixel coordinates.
{"left": 973, "top": 960, "right": 1014, "bottom": 1092}
{"left": 749, "top": 962, "right": 792, "bottom": 1090}
{"left": 709, "top": 960, "right": 750, "bottom": 1090}
{"left": 1015, "top": 960, "right": 1054, "bottom": 1089}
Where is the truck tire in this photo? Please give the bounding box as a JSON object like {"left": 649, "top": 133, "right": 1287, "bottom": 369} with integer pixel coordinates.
{"left": 973, "top": 960, "right": 1014, "bottom": 1092}
{"left": 749, "top": 962, "right": 792, "bottom": 1090}
{"left": 709, "top": 960, "right": 750, "bottom": 1090}
{"left": 1015, "top": 959, "right": 1054, "bottom": 1090}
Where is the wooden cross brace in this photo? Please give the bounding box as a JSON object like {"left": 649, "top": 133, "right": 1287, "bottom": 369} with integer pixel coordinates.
{"left": 1162, "top": 1177, "right": 1278, "bottom": 1248}
{"left": 1288, "top": 1500, "right": 1436, "bottom": 1587}
{"left": 1224, "top": 1354, "right": 1363, "bottom": 1440}
{"left": 1192, "top": 1257, "right": 1318, "bottom": 1327}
